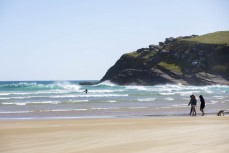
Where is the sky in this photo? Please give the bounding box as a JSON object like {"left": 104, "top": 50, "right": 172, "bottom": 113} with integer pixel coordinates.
{"left": 0, "top": 0, "right": 228, "bottom": 81}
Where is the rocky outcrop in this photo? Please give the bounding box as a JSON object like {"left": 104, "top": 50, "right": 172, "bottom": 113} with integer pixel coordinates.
{"left": 100, "top": 31, "right": 229, "bottom": 85}
{"left": 79, "top": 81, "right": 99, "bottom": 85}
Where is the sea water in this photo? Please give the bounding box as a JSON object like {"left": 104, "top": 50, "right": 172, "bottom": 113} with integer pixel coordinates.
{"left": 0, "top": 80, "right": 228, "bottom": 119}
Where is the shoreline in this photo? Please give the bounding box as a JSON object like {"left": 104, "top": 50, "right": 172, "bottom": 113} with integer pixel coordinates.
{"left": 0, "top": 112, "right": 224, "bottom": 121}
{"left": 1, "top": 116, "right": 229, "bottom": 153}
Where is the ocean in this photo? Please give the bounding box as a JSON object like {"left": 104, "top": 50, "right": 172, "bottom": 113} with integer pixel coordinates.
{"left": 0, "top": 81, "right": 228, "bottom": 120}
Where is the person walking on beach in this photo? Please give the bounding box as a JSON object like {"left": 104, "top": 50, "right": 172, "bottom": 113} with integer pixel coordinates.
{"left": 188, "top": 95, "right": 197, "bottom": 116}
{"left": 199, "top": 95, "right": 205, "bottom": 116}
{"left": 188, "top": 95, "right": 193, "bottom": 115}
{"left": 191, "top": 95, "right": 197, "bottom": 116}
{"left": 84, "top": 89, "right": 88, "bottom": 94}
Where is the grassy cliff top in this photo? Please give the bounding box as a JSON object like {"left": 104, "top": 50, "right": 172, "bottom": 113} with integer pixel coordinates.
{"left": 125, "top": 51, "right": 156, "bottom": 61}
{"left": 184, "top": 31, "right": 229, "bottom": 44}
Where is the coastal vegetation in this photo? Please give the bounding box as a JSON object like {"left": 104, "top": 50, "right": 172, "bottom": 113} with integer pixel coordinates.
{"left": 101, "top": 31, "right": 229, "bottom": 85}
{"left": 143, "top": 51, "right": 156, "bottom": 61}
{"left": 158, "top": 62, "right": 182, "bottom": 74}
{"left": 125, "top": 51, "right": 139, "bottom": 58}
{"left": 184, "top": 31, "right": 229, "bottom": 44}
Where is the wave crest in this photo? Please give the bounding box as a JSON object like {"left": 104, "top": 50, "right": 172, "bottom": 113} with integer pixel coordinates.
{"left": 95, "top": 80, "right": 117, "bottom": 87}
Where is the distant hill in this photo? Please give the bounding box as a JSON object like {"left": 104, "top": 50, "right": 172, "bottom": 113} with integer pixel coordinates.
{"left": 100, "top": 31, "right": 229, "bottom": 85}
{"left": 184, "top": 31, "right": 229, "bottom": 44}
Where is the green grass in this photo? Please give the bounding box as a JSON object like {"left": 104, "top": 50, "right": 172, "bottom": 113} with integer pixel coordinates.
{"left": 126, "top": 51, "right": 157, "bottom": 61}
{"left": 158, "top": 61, "right": 182, "bottom": 73}
{"left": 143, "top": 51, "right": 156, "bottom": 61}
{"left": 125, "top": 51, "right": 139, "bottom": 58}
{"left": 184, "top": 31, "right": 229, "bottom": 44}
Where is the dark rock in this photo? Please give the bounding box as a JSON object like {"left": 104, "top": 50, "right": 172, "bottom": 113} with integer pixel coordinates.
{"left": 149, "top": 44, "right": 159, "bottom": 50}
{"left": 187, "top": 72, "right": 229, "bottom": 85}
{"left": 100, "top": 32, "right": 229, "bottom": 85}
{"left": 79, "top": 81, "right": 99, "bottom": 85}
{"left": 159, "top": 42, "right": 164, "bottom": 46}
{"left": 136, "top": 48, "right": 149, "bottom": 53}
{"left": 165, "top": 37, "right": 176, "bottom": 44}
{"left": 192, "top": 35, "right": 199, "bottom": 37}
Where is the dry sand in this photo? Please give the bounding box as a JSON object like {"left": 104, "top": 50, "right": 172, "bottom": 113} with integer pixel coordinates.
{"left": 1, "top": 116, "right": 229, "bottom": 153}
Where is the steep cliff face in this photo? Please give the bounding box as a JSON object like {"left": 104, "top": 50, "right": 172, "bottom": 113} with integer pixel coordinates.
{"left": 101, "top": 31, "right": 229, "bottom": 85}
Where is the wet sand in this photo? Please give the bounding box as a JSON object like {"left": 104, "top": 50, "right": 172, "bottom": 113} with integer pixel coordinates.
{"left": 1, "top": 116, "right": 229, "bottom": 153}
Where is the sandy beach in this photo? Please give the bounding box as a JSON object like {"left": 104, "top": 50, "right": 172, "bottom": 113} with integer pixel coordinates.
{"left": 1, "top": 116, "right": 229, "bottom": 153}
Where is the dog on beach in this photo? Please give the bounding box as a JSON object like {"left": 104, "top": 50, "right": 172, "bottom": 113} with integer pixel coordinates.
{"left": 217, "top": 110, "right": 225, "bottom": 116}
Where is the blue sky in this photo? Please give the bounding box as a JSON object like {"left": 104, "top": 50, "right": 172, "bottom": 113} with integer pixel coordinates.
{"left": 0, "top": 0, "right": 228, "bottom": 81}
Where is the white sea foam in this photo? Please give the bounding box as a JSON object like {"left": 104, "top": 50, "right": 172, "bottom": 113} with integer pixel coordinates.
{"left": 33, "top": 90, "right": 69, "bottom": 94}
{"left": 0, "top": 90, "right": 69, "bottom": 97}
{"left": 0, "top": 97, "right": 10, "bottom": 100}
{"left": 89, "top": 90, "right": 118, "bottom": 93}
{"left": 0, "top": 96, "right": 45, "bottom": 100}
{"left": 205, "top": 90, "right": 213, "bottom": 94}
{"left": 0, "top": 93, "right": 128, "bottom": 100}
{"left": 137, "top": 98, "right": 156, "bottom": 102}
{"left": 171, "top": 104, "right": 187, "bottom": 108}
{"left": 153, "top": 84, "right": 183, "bottom": 91}
{"left": 0, "top": 93, "right": 10, "bottom": 96}
{"left": 125, "top": 86, "right": 148, "bottom": 91}
{"left": 10, "top": 96, "right": 32, "bottom": 99}
{"left": 182, "top": 97, "right": 190, "bottom": 101}
{"left": 91, "top": 107, "right": 109, "bottom": 110}
{"left": 66, "top": 100, "right": 89, "bottom": 103}
{"left": 2, "top": 101, "right": 61, "bottom": 105}
{"left": 176, "top": 91, "right": 194, "bottom": 96}
{"left": 206, "top": 84, "right": 229, "bottom": 88}
{"left": 89, "top": 89, "right": 125, "bottom": 93}
{"left": 50, "top": 81, "right": 82, "bottom": 92}
{"left": 63, "top": 85, "right": 82, "bottom": 91}
{"left": 210, "top": 101, "right": 219, "bottom": 104}
{"left": 159, "top": 92, "right": 175, "bottom": 95}
{"left": 11, "top": 92, "right": 32, "bottom": 95}
{"left": 108, "top": 100, "right": 117, "bottom": 103}
{"left": 0, "top": 110, "right": 33, "bottom": 114}
{"left": 165, "top": 97, "right": 174, "bottom": 101}
{"left": 154, "top": 84, "right": 229, "bottom": 94}
{"left": 213, "top": 96, "right": 224, "bottom": 99}
{"left": 95, "top": 80, "right": 116, "bottom": 86}
{"left": 31, "top": 101, "right": 60, "bottom": 104}
{"left": 2, "top": 102, "right": 27, "bottom": 106}
{"left": 50, "top": 94, "right": 128, "bottom": 98}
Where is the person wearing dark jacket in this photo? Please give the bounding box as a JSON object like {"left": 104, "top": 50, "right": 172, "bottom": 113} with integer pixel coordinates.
{"left": 188, "top": 95, "right": 193, "bottom": 115}
{"left": 199, "top": 95, "right": 205, "bottom": 116}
